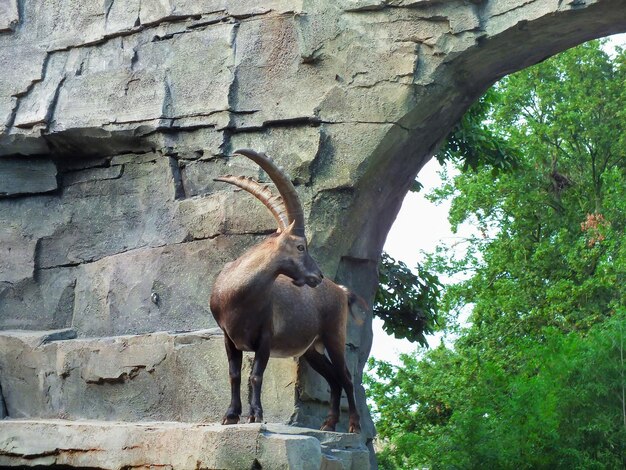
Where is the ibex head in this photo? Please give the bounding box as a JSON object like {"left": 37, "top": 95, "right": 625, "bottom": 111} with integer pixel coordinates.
{"left": 215, "top": 149, "right": 323, "bottom": 288}
{"left": 272, "top": 221, "right": 323, "bottom": 287}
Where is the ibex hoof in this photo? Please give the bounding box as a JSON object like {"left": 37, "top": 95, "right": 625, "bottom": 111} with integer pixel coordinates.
{"left": 222, "top": 415, "right": 240, "bottom": 425}
{"left": 247, "top": 415, "right": 263, "bottom": 423}
{"left": 348, "top": 423, "right": 361, "bottom": 434}
{"left": 320, "top": 419, "right": 337, "bottom": 432}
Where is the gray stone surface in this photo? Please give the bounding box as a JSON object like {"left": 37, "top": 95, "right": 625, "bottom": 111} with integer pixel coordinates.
{"left": 0, "top": 157, "right": 57, "bottom": 196}
{"left": 0, "top": 1, "right": 625, "bottom": 465}
{"left": 0, "top": 151, "right": 274, "bottom": 335}
{"left": 0, "top": 420, "right": 369, "bottom": 469}
{"left": 259, "top": 433, "right": 323, "bottom": 470}
{"left": 0, "top": 328, "right": 296, "bottom": 424}
{"left": 0, "top": 0, "right": 18, "bottom": 33}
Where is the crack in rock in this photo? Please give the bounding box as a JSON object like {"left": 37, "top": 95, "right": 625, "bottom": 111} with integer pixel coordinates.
{"left": 0, "top": 382, "right": 8, "bottom": 418}
{"left": 83, "top": 365, "right": 146, "bottom": 385}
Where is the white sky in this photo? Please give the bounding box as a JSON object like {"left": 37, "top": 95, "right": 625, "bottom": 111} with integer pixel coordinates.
{"left": 370, "top": 159, "right": 452, "bottom": 363}
{"left": 370, "top": 33, "right": 626, "bottom": 365}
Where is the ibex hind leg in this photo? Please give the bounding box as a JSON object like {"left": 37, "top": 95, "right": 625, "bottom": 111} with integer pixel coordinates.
{"left": 303, "top": 348, "right": 342, "bottom": 432}
{"left": 223, "top": 335, "right": 243, "bottom": 425}
{"left": 324, "top": 342, "right": 361, "bottom": 434}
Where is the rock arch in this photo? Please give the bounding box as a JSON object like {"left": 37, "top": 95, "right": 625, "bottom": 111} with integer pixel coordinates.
{"left": 1, "top": 0, "right": 625, "bottom": 464}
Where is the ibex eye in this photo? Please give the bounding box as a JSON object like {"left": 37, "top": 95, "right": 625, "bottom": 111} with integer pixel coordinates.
{"left": 297, "top": 245, "right": 305, "bottom": 252}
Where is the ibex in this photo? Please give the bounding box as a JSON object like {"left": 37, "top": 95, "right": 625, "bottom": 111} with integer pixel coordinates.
{"left": 209, "top": 149, "right": 361, "bottom": 434}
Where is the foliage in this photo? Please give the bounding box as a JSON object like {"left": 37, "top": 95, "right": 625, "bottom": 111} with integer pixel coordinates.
{"left": 374, "top": 253, "right": 442, "bottom": 347}
{"left": 366, "top": 313, "right": 626, "bottom": 469}
{"left": 434, "top": 87, "right": 519, "bottom": 174}
{"left": 427, "top": 40, "right": 626, "bottom": 354}
{"left": 368, "top": 40, "right": 626, "bottom": 468}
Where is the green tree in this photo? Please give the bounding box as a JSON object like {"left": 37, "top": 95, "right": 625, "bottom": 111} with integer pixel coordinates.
{"left": 367, "top": 313, "right": 626, "bottom": 469}
{"left": 368, "top": 40, "right": 626, "bottom": 468}
{"left": 430, "top": 40, "right": 626, "bottom": 354}
{"left": 374, "top": 253, "right": 442, "bottom": 347}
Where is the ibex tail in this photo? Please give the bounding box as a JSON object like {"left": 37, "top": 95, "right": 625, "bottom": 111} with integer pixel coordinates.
{"left": 340, "top": 286, "right": 368, "bottom": 326}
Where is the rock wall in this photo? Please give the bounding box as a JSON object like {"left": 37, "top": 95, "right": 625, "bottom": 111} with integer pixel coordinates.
{"left": 1, "top": 0, "right": 625, "bottom": 459}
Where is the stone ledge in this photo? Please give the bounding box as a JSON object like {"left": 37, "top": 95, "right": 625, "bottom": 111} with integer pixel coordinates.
{"left": 0, "top": 329, "right": 297, "bottom": 424}
{"left": 0, "top": 420, "right": 370, "bottom": 469}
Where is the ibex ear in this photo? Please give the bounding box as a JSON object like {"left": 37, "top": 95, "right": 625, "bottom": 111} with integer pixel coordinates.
{"left": 285, "top": 220, "right": 297, "bottom": 234}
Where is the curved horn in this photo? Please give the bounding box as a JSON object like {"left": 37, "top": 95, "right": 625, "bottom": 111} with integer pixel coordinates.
{"left": 214, "top": 175, "right": 289, "bottom": 231}
{"left": 233, "top": 149, "right": 305, "bottom": 237}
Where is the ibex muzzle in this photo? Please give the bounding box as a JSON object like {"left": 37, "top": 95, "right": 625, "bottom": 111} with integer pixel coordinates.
{"left": 277, "top": 225, "right": 323, "bottom": 288}
{"left": 209, "top": 149, "right": 361, "bottom": 433}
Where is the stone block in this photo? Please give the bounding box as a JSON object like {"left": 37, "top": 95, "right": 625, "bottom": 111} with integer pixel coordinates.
{"left": 12, "top": 51, "right": 74, "bottom": 132}
{"left": 0, "top": 224, "right": 35, "bottom": 284}
{"left": 175, "top": 192, "right": 227, "bottom": 238}
{"left": 258, "top": 433, "right": 322, "bottom": 470}
{"left": 47, "top": 22, "right": 235, "bottom": 136}
{"left": 37, "top": 153, "right": 184, "bottom": 270}
{"left": 0, "top": 266, "right": 77, "bottom": 331}
{"left": 321, "top": 455, "right": 347, "bottom": 470}
{"left": 180, "top": 157, "right": 252, "bottom": 199}
{"left": 263, "top": 424, "right": 370, "bottom": 470}
{"left": 140, "top": 23, "right": 235, "bottom": 118}
{"left": 0, "top": 157, "right": 57, "bottom": 196}
{"left": 104, "top": 0, "right": 141, "bottom": 35}
{"left": 154, "top": 127, "right": 227, "bottom": 159}
{"left": 0, "top": 420, "right": 261, "bottom": 469}
{"left": 0, "top": 329, "right": 297, "bottom": 424}
{"left": 232, "top": 15, "right": 331, "bottom": 127}
{"left": 70, "top": 233, "right": 266, "bottom": 337}
{"left": 312, "top": 122, "right": 396, "bottom": 191}
{"left": 62, "top": 165, "right": 123, "bottom": 187}
{"left": 0, "top": 420, "right": 369, "bottom": 469}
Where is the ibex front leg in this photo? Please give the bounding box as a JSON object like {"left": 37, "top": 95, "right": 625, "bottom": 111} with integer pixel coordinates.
{"left": 248, "top": 330, "right": 271, "bottom": 423}
{"left": 223, "top": 335, "right": 243, "bottom": 425}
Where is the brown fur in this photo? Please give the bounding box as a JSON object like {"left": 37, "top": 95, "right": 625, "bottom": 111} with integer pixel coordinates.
{"left": 210, "top": 221, "right": 361, "bottom": 433}
{"left": 210, "top": 149, "right": 361, "bottom": 432}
